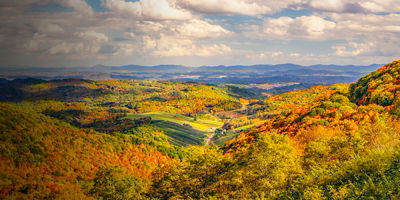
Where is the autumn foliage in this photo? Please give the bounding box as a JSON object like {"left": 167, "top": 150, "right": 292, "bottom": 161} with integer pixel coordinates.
{"left": 0, "top": 103, "right": 173, "bottom": 199}
{"left": 2, "top": 61, "right": 400, "bottom": 199}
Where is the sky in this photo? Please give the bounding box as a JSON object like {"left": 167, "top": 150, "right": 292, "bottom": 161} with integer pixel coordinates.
{"left": 0, "top": 0, "right": 399, "bottom": 68}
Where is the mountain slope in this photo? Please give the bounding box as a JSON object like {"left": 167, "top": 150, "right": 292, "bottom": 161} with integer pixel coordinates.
{"left": 152, "top": 60, "right": 400, "bottom": 199}
{"left": 350, "top": 60, "right": 400, "bottom": 108}
{"left": 0, "top": 103, "right": 176, "bottom": 199}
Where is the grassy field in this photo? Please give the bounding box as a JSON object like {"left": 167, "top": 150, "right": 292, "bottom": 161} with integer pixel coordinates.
{"left": 126, "top": 112, "right": 223, "bottom": 146}
{"left": 213, "top": 132, "right": 242, "bottom": 146}
{"left": 233, "top": 120, "right": 266, "bottom": 132}
{"left": 127, "top": 112, "right": 222, "bottom": 131}
{"left": 213, "top": 120, "right": 266, "bottom": 146}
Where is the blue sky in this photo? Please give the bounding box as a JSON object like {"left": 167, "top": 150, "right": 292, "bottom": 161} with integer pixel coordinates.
{"left": 0, "top": 0, "right": 399, "bottom": 67}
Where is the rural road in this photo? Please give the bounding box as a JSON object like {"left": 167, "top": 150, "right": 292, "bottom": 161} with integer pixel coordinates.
{"left": 205, "top": 133, "right": 215, "bottom": 146}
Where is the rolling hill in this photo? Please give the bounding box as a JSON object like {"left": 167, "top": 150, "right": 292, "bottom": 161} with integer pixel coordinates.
{"left": 0, "top": 79, "right": 239, "bottom": 146}
{"left": 0, "top": 102, "right": 177, "bottom": 199}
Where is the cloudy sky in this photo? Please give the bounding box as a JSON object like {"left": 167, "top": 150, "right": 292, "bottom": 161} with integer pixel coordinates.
{"left": 0, "top": 0, "right": 399, "bottom": 67}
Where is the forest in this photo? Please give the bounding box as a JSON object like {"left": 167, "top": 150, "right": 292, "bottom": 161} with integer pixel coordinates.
{"left": 1, "top": 60, "right": 400, "bottom": 199}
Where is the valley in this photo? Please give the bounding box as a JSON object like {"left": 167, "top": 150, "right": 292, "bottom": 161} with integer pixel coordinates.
{"left": 1, "top": 60, "right": 400, "bottom": 199}
{"left": 2, "top": 0, "right": 398, "bottom": 199}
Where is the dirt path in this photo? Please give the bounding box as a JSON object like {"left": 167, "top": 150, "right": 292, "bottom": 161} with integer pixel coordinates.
{"left": 205, "top": 133, "right": 215, "bottom": 146}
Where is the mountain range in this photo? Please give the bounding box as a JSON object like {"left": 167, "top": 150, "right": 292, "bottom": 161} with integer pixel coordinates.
{"left": 0, "top": 64, "right": 382, "bottom": 89}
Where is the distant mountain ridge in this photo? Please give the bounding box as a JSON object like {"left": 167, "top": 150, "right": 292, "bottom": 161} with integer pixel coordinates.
{"left": 0, "top": 63, "right": 383, "bottom": 86}
{"left": 0, "top": 63, "right": 383, "bottom": 72}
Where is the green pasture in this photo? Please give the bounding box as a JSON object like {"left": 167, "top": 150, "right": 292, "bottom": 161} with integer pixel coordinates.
{"left": 126, "top": 112, "right": 223, "bottom": 146}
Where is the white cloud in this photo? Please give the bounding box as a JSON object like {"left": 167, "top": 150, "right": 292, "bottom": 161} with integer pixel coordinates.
{"left": 58, "top": 0, "right": 94, "bottom": 15}
{"left": 125, "top": 32, "right": 136, "bottom": 39}
{"left": 114, "top": 43, "right": 136, "bottom": 56}
{"left": 359, "top": 0, "right": 400, "bottom": 13}
{"left": 326, "top": 13, "right": 400, "bottom": 58}
{"left": 249, "top": 12, "right": 400, "bottom": 41}
{"left": 177, "top": 0, "right": 305, "bottom": 15}
{"left": 261, "top": 17, "right": 293, "bottom": 38}
{"left": 75, "top": 31, "right": 108, "bottom": 42}
{"left": 178, "top": 0, "right": 270, "bottom": 15}
{"left": 272, "top": 51, "right": 284, "bottom": 57}
{"left": 302, "top": 0, "right": 400, "bottom": 13}
{"left": 126, "top": 18, "right": 231, "bottom": 57}
{"left": 25, "top": 30, "right": 108, "bottom": 58}
{"left": 133, "top": 19, "right": 230, "bottom": 38}
{"left": 25, "top": 33, "right": 47, "bottom": 53}
{"left": 176, "top": 19, "right": 231, "bottom": 38}
{"left": 302, "top": 0, "right": 366, "bottom": 13}
{"left": 48, "top": 42, "right": 85, "bottom": 55}
{"left": 103, "top": 0, "right": 141, "bottom": 17}
{"left": 252, "top": 16, "right": 336, "bottom": 40}
{"left": 36, "top": 23, "right": 65, "bottom": 35}
{"left": 289, "top": 53, "right": 301, "bottom": 57}
{"left": 135, "top": 21, "right": 165, "bottom": 33}
{"left": 104, "top": 0, "right": 192, "bottom": 20}
{"left": 245, "top": 51, "right": 284, "bottom": 59}
{"left": 332, "top": 39, "right": 400, "bottom": 58}
{"left": 299, "top": 16, "right": 336, "bottom": 36}
{"left": 148, "top": 34, "right": 231, "bottom": 57}
{"left": 308, "top": 0, "right": 346, "bottom": 12}
{"left": 245, "top": 12, "right": 400, "bottom": 60}
{"left": 195, "top": 44, "right": 232, "bottom": 56}
{"left": 177, "top": 0, "right": 400, "bottom": 16}
{"left": 247, "top": 51, "right": 302, "bottom": 59}
{"left": 328, "top": 13, "right": 400, "bottom": 35}
{"left": 143, "top": 35, "right": 157, "bottom": 50}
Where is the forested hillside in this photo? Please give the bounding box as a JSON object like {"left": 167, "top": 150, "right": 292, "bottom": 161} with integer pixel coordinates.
{"left": 1, "top": 60, "right": 400, "bottom": 199}
{"left": 0, "top": 80, "right": 244, "bottom": 146}
{"left": 0, "top": 103, "right": 178, "bottom": 199}
{"left": 0, "top": 79, "right": 241, "bottom": 114}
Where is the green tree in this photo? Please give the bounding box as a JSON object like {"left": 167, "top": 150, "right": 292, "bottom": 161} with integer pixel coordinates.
{"left": 235, "top": 132, "right": 302, "bottom": 199}
{"left": 90, "top": 167, "right": 148, "bottom": 200}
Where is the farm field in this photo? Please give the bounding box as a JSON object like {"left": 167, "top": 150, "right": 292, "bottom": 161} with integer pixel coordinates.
{"left": 126, "top": 112, "right": 223, "bottom": 146}
{"left": 213, "top": 120, "right": 266, "bottom": 145}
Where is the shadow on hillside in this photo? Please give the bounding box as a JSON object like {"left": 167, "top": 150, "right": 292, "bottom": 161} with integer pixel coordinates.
{"left": 0, "top": 79, "right": 110, "bottom": 102}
